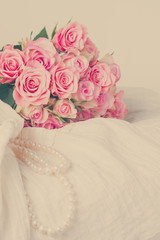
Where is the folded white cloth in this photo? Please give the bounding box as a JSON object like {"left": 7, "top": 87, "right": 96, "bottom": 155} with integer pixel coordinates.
{"left": 0, "top": 88, "right": 160, "bottom": 240}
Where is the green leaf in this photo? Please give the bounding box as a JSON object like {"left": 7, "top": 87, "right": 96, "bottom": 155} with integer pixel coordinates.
{"left": 71, "top": 99, "right": 87, "bottom": 103}
{"left": 0, "top": 83, "right": 9, "bottom": 100}
{"left": 63, "top": 118, "right": 70, "bottom": 123}
{"left": 76, "top": 115, "right": 85, "bottom": 121}
{"left": 30, "top": 31, "right": 33, "bottom": 39}
{"left": 56, "top": 49, "right": 61, "bottom": 54}
{"left": 0, "top": 44, "right": 10, "bottom": 52}
{"left": 33, "top": 27, "right": 49, "bottom": 40}
{"left": 0, "top": 84, "right": 15, "bottom": 108}
{"left": 74, "top": 104, "right": 83, "bottom": 113}
{"left": 51, "top": 23, "right": 58, "bottom": 40}
{"left": 14, "top": 45, "right": 22, "bottom": 51}
{"left": 77, "top": 100, "right": 87, "bottom": 103}
{"left": 12, "top": 102, "right": 17, "bottom": 110}
{"left": 54, "top": 114, "right": 67, "bottom": 123}
{"left": 67, "top": 17, "right": 73, "bottom": 25}
{"left": 4, "top": 87, "right": 15, "bottom": 107}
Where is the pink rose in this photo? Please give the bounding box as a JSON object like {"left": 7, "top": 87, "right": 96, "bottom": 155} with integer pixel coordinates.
{"left": 53, "top": 99, "right": 77, "bottom": 118}
{"left": 53, "top": 22, "right": 88, "bottom": 52}
{"left": 28, "top": 106, "right": 48, "bottom": 123}
{"left": 24, "top": 120, "right": 32, "bottom": 128}
{"left": 102, "top": 111, "right": 113, "bottom": 119}
{"left": 87, "top": 62, "right": 116, "bottom": 92}
{"left": 36, "top": 116, "right": 66, "bottom": 129}
{"left": 81, "top": 37, "right": 99, "bottom": 64}
{"left": 73, "top": 80, "right": 100, "bottom": 101}
{"left": 92, "top": 91, "right": 115, "bottom": 117}
{"left": 104, "top": 90, "right": 128, "bottom": 119}
{"left": 0, "top": 45, "right": 25, "bottom": 83}
{"left": 24, "top": 38, "right": 58, "bottom": 71}
{"left": 19, "top": 105, "right": 48, "bottom": 123}
{"left": 110, "top": 63, "right": 121, "bottom": 83}
{"left": 63, "top": 53, "right": 89, "bottom": 78}
{"left": 74, "top": 99, "right": 97, "bottom": 109}
{"left": 50, "top": 63, "right": 79, "bottom": 99}
{"left": 100, "top": 54, "right": 121, "bottom": 83}
{"left": 13, "top": 65, "right": 51, "bottom": 106}
{"left": 74, "top": 109, "right": 92, "bottom": 122}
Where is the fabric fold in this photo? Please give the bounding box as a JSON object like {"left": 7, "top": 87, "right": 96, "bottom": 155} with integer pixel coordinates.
{"left": 0, "top": 101, "right": 29, "bottom": 240}
{"left": 0, "top": 89, "right": 160, "bottom": 240}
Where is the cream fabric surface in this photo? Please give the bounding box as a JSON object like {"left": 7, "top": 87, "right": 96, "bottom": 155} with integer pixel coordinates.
{"left": 0, "top": 88, "right": 160, "bottom": 240}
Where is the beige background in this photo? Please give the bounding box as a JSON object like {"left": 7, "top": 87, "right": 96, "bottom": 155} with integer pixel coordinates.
{"left": 0, "top": 0, "right": 160, "bottom": 93}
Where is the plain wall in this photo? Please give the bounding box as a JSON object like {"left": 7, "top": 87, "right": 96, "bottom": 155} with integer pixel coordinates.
{"left": 0, "top": 0, "right": 160, "bottom": 93}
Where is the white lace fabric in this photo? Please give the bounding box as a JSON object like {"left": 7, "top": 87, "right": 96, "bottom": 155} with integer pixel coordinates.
{"left": 0, "top": 88, "right": 160, "bottom": 240}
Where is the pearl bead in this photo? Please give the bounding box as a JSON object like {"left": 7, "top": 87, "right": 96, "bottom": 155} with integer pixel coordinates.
{"left": 39, "top": 225, "right": 46, "bottom": 234}
{"left": 29, "top": 213, "right": 35, "bottom": 219}
{"left": 10, "top": 138, "right": 77, "bottom": 237}
{"left": 25, "top": 149, "right": 29, "bottom": 154}
{"left": 32, "top": 220, "right": 39, "bottom": 229}
{"left": 57, "top": 227, "right": 63, "bottom": 233}
{"left": 32, "top": 143, "right": 36, "bottom": 147}
{"left": 47, "top": 228, "right": 54, "bottom": 237}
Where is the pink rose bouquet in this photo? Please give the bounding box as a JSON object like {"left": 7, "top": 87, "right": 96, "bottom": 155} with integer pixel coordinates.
{"left": 0, "top": 21, "right": 128, "bottom": 129}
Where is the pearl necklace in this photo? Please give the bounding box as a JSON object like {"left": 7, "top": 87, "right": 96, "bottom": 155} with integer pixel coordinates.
{"left": 9, "top": 138, "right": 77, "bottom": 238}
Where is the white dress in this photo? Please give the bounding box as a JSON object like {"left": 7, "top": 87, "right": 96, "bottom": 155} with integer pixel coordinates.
{"left": 0, "top": 88, "right": 160, "bottom": 240}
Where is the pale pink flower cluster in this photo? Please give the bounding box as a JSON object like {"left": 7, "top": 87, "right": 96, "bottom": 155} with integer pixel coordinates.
{"left": 0, "top": 21, "right": 127, "bottom": 129}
